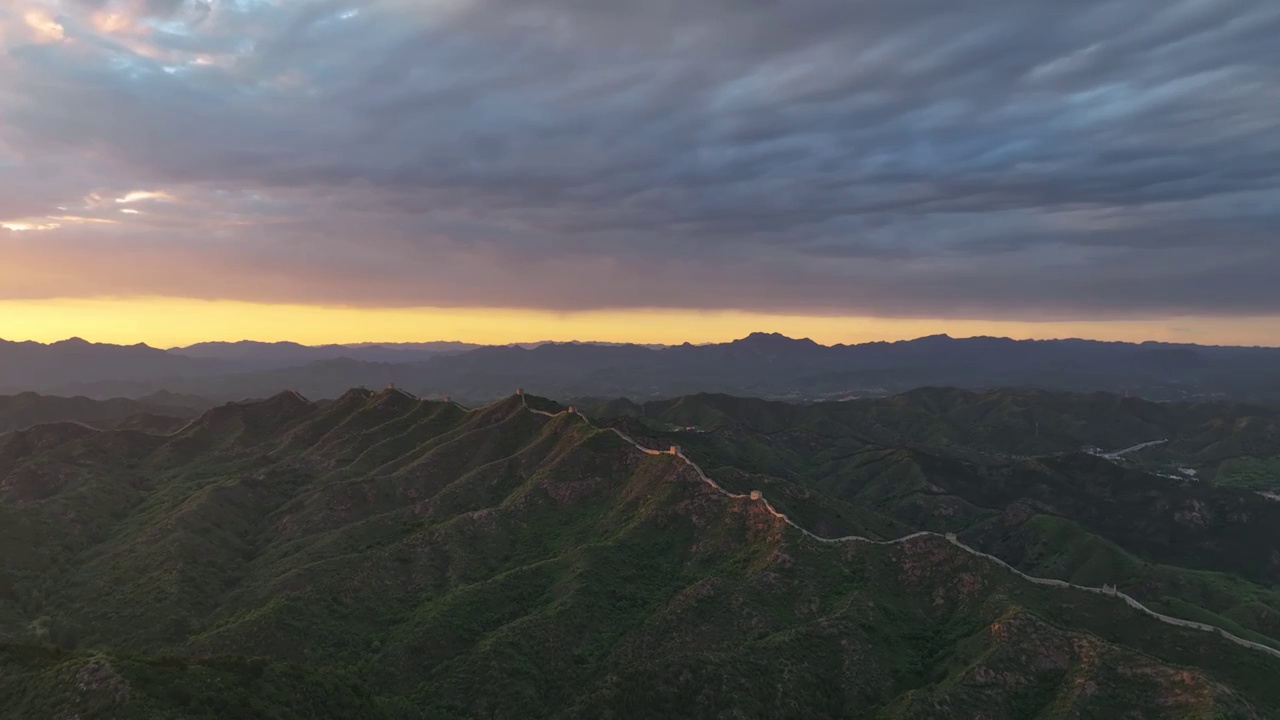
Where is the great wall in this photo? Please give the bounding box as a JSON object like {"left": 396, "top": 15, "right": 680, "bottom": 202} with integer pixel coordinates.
{"left": 514, "top": 390, "right": 1280, "bottom": 662}
{"left": 42, "top": 387, "right": 1278, "bottom": 662}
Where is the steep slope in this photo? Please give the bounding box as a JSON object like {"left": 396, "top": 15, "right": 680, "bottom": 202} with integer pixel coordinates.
{"left": 0, "top": 646, "right": 383, "bottom": 720}
{"left": 584, "top": 388, "right": 1280, "bottom": 497}
{"left": 595, "top": 393, "right": 1280, "bottom": 653}
{"left": 1, "top": 392, "right": 1278, "bottom": 718}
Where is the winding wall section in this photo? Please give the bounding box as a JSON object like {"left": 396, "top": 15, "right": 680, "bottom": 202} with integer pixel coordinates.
{"left": 519, "top": 393, "right": 1280, "bottom": 662}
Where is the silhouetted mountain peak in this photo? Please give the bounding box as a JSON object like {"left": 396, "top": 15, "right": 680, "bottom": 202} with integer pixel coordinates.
{"left": 337, "top": 387, "right": 376, "bottom": 403}
{"left": 53, "top": 337, "right": 91, "bottom": 347}
{"left": 269, "top": 388, "right": 315, "bottom": 407}
{"left": 733, "top": 332, "right": 820, "bottom": 349}
{"left": 908, "top": 333, "right": 955, "bottom": 345}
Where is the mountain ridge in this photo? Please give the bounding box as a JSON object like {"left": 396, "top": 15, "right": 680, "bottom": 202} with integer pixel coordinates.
{"left": 9, "top": 333, "right": 1280, "bottom": 403}
{"left": 522, "top": 392, "right": 1280, "bottom": 660}
{"left": 0, "top": 392, "right": 202, "bottom": 435}
{"left": 5, "top": 387, "right": 1280, "bottom": 717}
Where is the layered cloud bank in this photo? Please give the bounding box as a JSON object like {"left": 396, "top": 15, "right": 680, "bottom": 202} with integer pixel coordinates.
{"left": 1, "top": 0, "right": 1278, "bottom": 326}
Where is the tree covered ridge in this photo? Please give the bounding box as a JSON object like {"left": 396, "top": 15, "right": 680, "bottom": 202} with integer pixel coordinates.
{"left": 1, "top": 388, "right": 1278, "bottom": 718}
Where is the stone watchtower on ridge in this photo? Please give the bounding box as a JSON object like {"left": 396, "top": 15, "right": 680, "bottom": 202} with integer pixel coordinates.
{"left": 668, "top": 445, "right": 680, "bottom": 456}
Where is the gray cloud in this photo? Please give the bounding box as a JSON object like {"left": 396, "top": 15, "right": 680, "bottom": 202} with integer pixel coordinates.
{"left": 0, "top": 0, "right": 1278, "bottom": 319}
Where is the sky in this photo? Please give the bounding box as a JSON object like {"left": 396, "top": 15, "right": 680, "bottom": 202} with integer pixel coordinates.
{"left": 1, "top": 0, "right": 1279, "bottom": 347}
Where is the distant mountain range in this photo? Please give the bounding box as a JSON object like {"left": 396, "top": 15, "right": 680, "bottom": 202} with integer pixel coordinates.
{"left": 4, "top": 333, "right": 1280, "bottom": 403}
{"left": 168, "top": 340, "right": 670, "bottom": 367}
{"left": 169, "top": 340, "right": 485, "bottom": 366}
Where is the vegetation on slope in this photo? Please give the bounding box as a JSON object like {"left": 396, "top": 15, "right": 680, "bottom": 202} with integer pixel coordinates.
{"left": 585, "top": 391, "right": 1280, "bottom": 650}
{"left": 1215, "top": 456, "right": 1280, "bottom": 491}
{"left": 3, "top": 390, "right": 1279, "bottom": 718}
{"left": 0, "top": 392, "right": 197, "bottom": 435}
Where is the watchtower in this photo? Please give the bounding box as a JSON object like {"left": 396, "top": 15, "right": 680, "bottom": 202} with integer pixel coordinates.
{"left": 668, "top": 445, "right": 680, "bottom": 456}
{"left": 516, "top": 388, "right": 524, "bottom": 396}
{"left": 749, "top": 490, "right": 762, "bottom": 500}
{"left": 567, "top": 406, "right": 576, "bottom": 415}
{"left": 443, "top": 396, "right": 451, "bottom": 403}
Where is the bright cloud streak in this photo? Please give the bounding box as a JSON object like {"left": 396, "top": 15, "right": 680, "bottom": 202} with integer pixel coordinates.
{"left": 47, "top": 215, "right": 117, "bottom": 225}
{"left": 115, "top": 191, "right": 173, "bottom": 204}
{"left": 22, "top": 9, "right": 64, "bottom": 43}
{"left": 2, "top": 220, "right": 61, "bottom": 232}
{"left": 0, "top": 215, "right": 114, "bottom": 231}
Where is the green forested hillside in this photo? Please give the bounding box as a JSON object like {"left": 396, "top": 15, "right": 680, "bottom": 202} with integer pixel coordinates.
{"left": 581, "top": 387, "right": 1280, "bottom": 461}
{"left": 584, "top": 391, "right": 1280, "bottom": 651}
{"left": 0, "top": 392, "right": 197, "bottom": 435}
{"left": 2, "top": 390, "right": 1278, "bottom": 718}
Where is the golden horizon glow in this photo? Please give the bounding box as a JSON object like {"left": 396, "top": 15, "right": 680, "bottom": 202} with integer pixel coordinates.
{"left": 2, "top": 298, "right": 1279, "bottom": 348}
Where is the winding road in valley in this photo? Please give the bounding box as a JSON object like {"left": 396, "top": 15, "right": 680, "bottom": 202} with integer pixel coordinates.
{"left": 1099, "top": 438, "right": 1169, "bottom": 459}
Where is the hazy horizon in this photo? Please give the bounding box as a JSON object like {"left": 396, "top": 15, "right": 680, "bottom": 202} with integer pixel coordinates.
{"left": 5, "top": 321, "right": 1280, "bottom": 351}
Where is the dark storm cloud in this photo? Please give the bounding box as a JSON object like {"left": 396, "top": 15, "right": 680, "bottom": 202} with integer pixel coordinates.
{"left": 1, "top": 0, "right": 1278, "bottom": 318}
